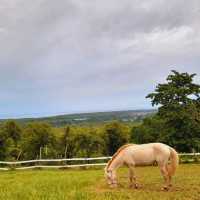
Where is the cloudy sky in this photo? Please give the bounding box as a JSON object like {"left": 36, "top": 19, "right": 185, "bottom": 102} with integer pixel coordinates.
{"left": 0, "top": 0, "right": 200, "bottom": 118}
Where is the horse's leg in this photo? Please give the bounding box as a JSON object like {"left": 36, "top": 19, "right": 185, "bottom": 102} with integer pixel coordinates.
{"left": 159, "top": 164, "right": 170, "bottom": 190}
{"left": 128, "top": 166, "right": 134, "bottom": 188}
{"left": 168, "top": 175, "right": 172, "bottom": 187}
{"left": 166, "top": 165, "right": 172, "bottom": 187}
{"left": 128, "top": 165, "right": 139, "bottom": 189}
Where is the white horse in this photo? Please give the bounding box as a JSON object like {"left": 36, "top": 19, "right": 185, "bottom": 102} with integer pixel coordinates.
{"left": 105, "top": 143, "right": 179, "bottom": 190}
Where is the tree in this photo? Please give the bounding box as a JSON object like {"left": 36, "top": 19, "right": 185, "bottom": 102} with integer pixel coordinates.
{"left": 146, "top": 70, "right": 200, "bottom": 114}
{"left": 59, "top": 126, "right": 77, "bottom": 158}
{"left": 131, "top": 116, "right": 168, "bottom": 144}
{"left": 22, "top": 122, "right": 56, "bottom": 159}
{"left": 0, "top": 121, "right": 22, "bottom": 160}
{"left": 63, "top": 126, "right": 70, "bottom": 158}
{"left": 103, "top": 121, "right": 129, "bottom": 155}
{"left": 3, "top": 121, "right": 22, "bottom": 144}
{"left": 146, "top": 70, "right": 200, "bottom": 152}
{"left": 0, "top": 126, "right": 9, "bottom": 160}
{"left": 73, "top": 129, "right": 104, "bottom": 157}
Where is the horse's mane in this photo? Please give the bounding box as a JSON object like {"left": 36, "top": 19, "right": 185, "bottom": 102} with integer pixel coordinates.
{"left": 106, "top": 144, "right": 135, "bottom": 170}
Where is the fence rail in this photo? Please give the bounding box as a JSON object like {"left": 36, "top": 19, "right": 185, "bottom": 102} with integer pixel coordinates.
{"left": 0, "top": 153, "right": 199, "bottom": 171}
{"left": 0, "top": 156, "right": 112, "bottom": 165}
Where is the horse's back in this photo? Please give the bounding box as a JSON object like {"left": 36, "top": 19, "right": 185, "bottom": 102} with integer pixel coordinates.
{"left": 122, "top": 143, "right": 171, "bottom": 166}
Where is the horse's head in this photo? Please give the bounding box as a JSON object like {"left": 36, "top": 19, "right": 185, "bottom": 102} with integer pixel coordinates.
{"left": 104, "top": 167, "right": 117, "bottom": 186}
{"left": 104, "top": 168, "right": 112, "bottom": 184}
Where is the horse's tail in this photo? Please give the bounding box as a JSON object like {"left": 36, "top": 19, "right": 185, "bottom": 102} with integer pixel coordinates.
{"left": 167, "top": 147, "right": 179, "bottom": 176}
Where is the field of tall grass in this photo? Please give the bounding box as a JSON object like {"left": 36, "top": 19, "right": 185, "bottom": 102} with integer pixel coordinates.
{"left": 0, "top": 164, "right": 199, "bottom": 200}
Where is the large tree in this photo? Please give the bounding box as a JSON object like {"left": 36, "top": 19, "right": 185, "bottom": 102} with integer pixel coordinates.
{"left": 145, "top": 70, "right": 200, "bottom": 152}
{"left": 147, "top": 70, "right": 200, "bottom": 115}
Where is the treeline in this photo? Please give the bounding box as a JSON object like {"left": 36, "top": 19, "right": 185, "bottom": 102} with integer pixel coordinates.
{"left": 0, "top": 120, "right": 132, "bottom": 161}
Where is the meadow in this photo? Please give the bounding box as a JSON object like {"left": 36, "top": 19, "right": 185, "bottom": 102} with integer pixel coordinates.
{"left": 0, "top": 164, "right": 199, "bottom": 200}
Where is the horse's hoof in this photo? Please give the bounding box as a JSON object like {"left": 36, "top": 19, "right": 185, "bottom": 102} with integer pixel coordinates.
{"left": 135, "top": 184, "right": 139, "bottom": 189}
{"left": 162, "top": 186, "right": 169, "bottom": 191}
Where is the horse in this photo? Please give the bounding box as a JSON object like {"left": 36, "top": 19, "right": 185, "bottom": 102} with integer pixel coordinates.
{"left": 104, "top": 143, "right": 179, "bottom": 190}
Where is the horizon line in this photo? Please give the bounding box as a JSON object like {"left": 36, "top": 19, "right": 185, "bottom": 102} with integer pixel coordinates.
{"left": 0, "top": 107, "right": 156, "bottom": 120}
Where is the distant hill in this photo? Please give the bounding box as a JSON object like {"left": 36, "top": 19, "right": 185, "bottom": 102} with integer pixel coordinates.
{"left": 0, "top": 109, "right": 157, "bottom": 127}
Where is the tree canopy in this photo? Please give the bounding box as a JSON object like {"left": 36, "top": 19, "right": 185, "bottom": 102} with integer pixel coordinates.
{"left": 132, "top": 70, "right": 200, "bottom": 152}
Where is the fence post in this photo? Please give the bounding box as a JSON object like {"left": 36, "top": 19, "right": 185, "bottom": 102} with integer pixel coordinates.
{"left": 10, "top": 161, "right": 16, "bottom": 170}
{"left": 39, "top": 147, "right": 42, "bottom": 160}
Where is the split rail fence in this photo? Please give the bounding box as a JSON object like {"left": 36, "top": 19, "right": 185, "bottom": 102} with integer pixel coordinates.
{"left": 0, "top": 153, "right": 199, "bottom": 171}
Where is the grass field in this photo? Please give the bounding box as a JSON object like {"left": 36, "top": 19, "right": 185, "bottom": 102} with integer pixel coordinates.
{"left": 0, "top": 164, "right": 199, "bottom": 200}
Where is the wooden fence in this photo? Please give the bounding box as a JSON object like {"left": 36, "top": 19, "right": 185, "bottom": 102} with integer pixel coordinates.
{"left": 0, "top": 153, "right": 199, "bottom": 171}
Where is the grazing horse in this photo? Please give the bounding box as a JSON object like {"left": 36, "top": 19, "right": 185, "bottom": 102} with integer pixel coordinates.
{"left": 105, "top": 143, "right": 179, "bottom": 190}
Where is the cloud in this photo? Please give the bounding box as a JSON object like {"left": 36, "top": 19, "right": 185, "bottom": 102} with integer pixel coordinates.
{"left": 0, "top": 0, "right": 200, "bottom": 118}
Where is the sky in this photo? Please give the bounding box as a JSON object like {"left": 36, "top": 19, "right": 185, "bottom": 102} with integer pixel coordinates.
{"left": 0, "top": 0, "right": 200, "bottom": 119}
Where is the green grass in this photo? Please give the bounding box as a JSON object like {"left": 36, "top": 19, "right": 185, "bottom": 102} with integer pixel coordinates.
{"left": 0, "top": 164, "right": 200, "bottom": 200}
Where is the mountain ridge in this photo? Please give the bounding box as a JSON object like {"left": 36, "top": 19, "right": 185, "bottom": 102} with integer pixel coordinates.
{"left": 0, "top": 109, "right": 157, "bottom": 126}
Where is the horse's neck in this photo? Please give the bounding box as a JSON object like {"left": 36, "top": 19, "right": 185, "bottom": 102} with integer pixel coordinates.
{"left": 108, "top": 156, "right": 122, "bottom": 171}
